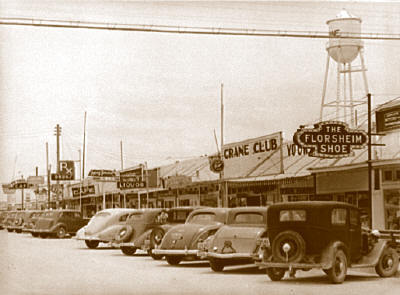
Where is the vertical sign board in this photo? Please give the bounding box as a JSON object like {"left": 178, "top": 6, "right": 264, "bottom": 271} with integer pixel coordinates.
{"left": 52, "top": 160, "right": 75, "bottom": 180}
{"left": 222, "top": 132, "right": 282, "bottom": 179}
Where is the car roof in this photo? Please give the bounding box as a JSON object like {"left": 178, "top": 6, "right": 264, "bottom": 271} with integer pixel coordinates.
{"left": 268, "top": 201, "right": 358, "bottom": 211}
{"left": 228, "top": 206, "right": 268, "bottom": 214}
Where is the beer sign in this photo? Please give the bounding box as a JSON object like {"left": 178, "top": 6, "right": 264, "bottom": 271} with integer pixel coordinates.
{"left": 293, "top": 121, "right": 368, "bottom": 158}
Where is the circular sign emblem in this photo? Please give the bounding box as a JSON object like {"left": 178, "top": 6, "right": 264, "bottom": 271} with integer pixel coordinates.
{"left": 210, "top": 159, "right": 224, "bottom": 173}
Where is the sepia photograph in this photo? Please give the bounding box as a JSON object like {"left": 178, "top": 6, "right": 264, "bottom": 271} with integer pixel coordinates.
{"left": 1, "top": 1, "right": 400, "bottom": 294}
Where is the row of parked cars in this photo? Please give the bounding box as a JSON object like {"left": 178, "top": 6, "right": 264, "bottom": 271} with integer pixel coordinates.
{"left": 2, "top": 201, "right": 400, "bottom": 284}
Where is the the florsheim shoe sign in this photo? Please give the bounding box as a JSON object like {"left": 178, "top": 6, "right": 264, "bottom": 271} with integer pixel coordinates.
{"left": 293, "top": 121, "right": 368, "bottom": 158}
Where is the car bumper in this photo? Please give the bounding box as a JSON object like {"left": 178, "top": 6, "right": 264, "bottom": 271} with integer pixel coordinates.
{"left": 255, "top": 261, "right": 325, "bottom": 270}
{"left": 200, "top": 251, "right": 253, "bottom": 259}
{"left": 152, "top": 248, "right": 199, "bottom": 256}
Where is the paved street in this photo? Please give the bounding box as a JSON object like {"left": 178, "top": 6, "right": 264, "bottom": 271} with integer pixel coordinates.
{"left": 1, "top": 230, "right": 399, "bottom": 295}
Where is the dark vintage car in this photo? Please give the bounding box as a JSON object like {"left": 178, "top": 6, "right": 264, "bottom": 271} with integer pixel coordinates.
{"left": 142, "top": 207, "right": 201, "bottom": 260}
{"left": 255, "top": 201, "right": 399, "bottom": 284}
{"left": 10, "top": 211, "right": 29, "bottom": 233}
{"left": 112, "top": 207, "right": 198, "bottom": 257}
{"left": 152, "top": 207, "right": 230, "bottom": 265}
{"left": 26, "top": 211, "right": 46, "bottom": 237}
{"left": 198, "top": 206, "right": 268, "bottom": 272}
{"left": 75, "top": 208, "right": 137, "bottom": 248}
{"left": 21, "top": 211, "right": 43, "bottom": 234}
{"left": 33, "top": 209, "right": 89, "bottom": 238}
{"left": 0, "top": 211, "right": 9, "bottom": 230}
{"left": 4, "top": 211, "right": 17, "bottom": 232}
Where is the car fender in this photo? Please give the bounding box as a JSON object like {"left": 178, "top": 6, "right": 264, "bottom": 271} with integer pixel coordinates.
{"left": 51, "top": 222, "right": 67, "bottom": 232}
{"left": 320, "top": 240, "right": 349, "bottom": 269}
{"left": 353, "top": 240, "right": 389, "bottom": 267}
{"left": 133, "top": 229, "right": 153, "bottom": 247}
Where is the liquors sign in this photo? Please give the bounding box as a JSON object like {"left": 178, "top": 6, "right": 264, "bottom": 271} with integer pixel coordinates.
{"left": 293, "top": 121, "right": 368, "bottom": 158}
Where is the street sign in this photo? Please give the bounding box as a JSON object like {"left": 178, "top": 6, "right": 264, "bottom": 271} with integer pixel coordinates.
{"left": 27, "top": 176, "right": 44, "bottom": 185}
{"left": 208, "top": 155, "right": 224, "bottom": 173}
{"left": 11, "top": 179, "right": 28, "bottom": 189}
{"left": 58, "top": 160, "right": 75, "bottom": 180}
{"left": 118, "top": 176, "right": 146, "bottom": 190}
{"left": 293, "top": 121, "right": 368, "bottom": 158}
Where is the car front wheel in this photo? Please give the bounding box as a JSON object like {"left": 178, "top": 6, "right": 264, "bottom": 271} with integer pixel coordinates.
{"left": 121, "top": 246, "right": 137, "bottom": 256}
{"left": 56, "top": 226, "right": 67, "bottom": 239}
{"left": 375, "top": 247, "right": 399, "bottom": 277}
{"left": 165, "top": 255, "right": 182, "bottom": 265}
{"left": 327, "top": 249, "right": 347, "bottom": 284}
{"left": 266, "top": 268, "right": 286, "bottom": 281}
{"left": 85, "top": 240, "right": 99, "bottom": 249}
{"left": 209, "top": 258, "right": 225, "bottom": 272}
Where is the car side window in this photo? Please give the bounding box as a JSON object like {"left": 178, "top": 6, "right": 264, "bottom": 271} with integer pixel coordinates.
{"left": 279, "top": 210, "right": 306, "bottom": 222}
{"left": 119, "top": 214, "right": 128, "bottom": 222}
{"left": 350, "top": 209, "right": 359, "bottom": 226}
{"left": 332, "top": 208, "right": 347, "bottom": 225}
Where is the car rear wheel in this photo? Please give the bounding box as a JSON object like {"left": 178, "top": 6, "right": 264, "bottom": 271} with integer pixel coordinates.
{"left": 209, "top": 258, "right": 225, "bottom": 272}
{"left": 375, "top": 247, "right": 399, "bottom": 277}
{"left": 85, "top": 240, "right": 99, "bottom": 249}
{"left": 271, "top": 230, "right": 306, "bottom": 263}
{"left": 266, "top": 268, "right": 286, "bottom": 281}
{"left": 148, "top": 249, "right": 163, "bottom": 260}
{"left": 165, "top": 255, "right": 182, "bottom": 265}
{"left": 327, "top": 249, "right": 347, "bottom": 284}
{"left": 7, "top": 229, "right": 13, "bottom": 232}
{"left": 121, "top": 246, "right": 137, "bottom": 256}
{"left": 56, "top": 226, "right": 67, "bottom": 239}
{"left": 31, "top": 232, "right": 39, "bottom": 237}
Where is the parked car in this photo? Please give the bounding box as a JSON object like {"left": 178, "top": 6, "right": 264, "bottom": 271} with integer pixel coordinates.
{"left": 254, "top": 201, "right": 399, "bottom": 284}
{"left": 75, "top": 208, "right": 137, "bottom": 249}
{"left": 33, "top": 209, "right": 89, "bottom": 238}
{"left": 111, "top": 208, "right": 166, "bottom": 256}
{"left": 152, "top": 207, "right": 230, "bottom": 265}
{"left": 26, "top": 211, "right": 46, "bottom": 237}
{"left": 142, "top": 207, "right": 201, "bottom": 260}
{"left": 198, "top": 206, "right": 268, "bottom": 272}
{"left": 21, "top": 211, "right": 42, "bottom": 234}
{"left": 0, "top": 211, "right": 9, "bottom": 230}
{"left": 9, "top": 211, "right": 30, "bottom": 233}
{"left": 4, "top": 211, "right": 17, "bottom": 232}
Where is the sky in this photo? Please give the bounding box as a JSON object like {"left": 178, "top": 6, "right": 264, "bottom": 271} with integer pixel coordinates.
{"left": 1, "top": 1, "right": 400, "bottom": 201}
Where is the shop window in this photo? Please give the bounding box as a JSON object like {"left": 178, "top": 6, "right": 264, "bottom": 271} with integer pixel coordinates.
{"left": 332, "top": 208, "right": 347, "bottom": 225}
{"left": 384, "top": 190, "right": 400, "bottom": 230}
{"left": 396, "top": 170, "right": 400, "bottom": 180}
{"left": 383, "top": 170, "right": 393, "bottom": 181}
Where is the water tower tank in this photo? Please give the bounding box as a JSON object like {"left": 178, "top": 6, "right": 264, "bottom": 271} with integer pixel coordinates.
{"left": 327, "top": 9, "right": 363, "bottom": 64}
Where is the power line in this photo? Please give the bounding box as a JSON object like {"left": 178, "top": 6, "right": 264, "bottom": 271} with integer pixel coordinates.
{"left": 1, "top": 17, "right": 400, "bottom": 40}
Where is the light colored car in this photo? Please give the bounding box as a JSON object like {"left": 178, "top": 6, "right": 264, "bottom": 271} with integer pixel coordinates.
{"left": 198, "top": 206, "right": 268, "bottom": 272}
{"left": 152, "top": 207, "right": 230, "bottom": 265}
{"left": 75, "top": 208, "right": 137, "bottom": 249}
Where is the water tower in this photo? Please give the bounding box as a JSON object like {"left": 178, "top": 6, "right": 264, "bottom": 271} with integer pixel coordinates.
{"left": 320, "top": 9, "right": 369, "bottom": 127}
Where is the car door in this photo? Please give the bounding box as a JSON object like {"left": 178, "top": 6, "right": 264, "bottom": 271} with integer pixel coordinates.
{"left": 348, "top": 208, "right": 362, "bottom": 261}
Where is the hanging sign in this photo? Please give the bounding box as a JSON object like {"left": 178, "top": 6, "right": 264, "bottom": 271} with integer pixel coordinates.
{"left": 293, "top": 121, "right": 368, "bottom": 158}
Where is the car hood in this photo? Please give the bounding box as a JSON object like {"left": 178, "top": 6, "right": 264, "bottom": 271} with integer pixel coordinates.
{"left": 210, "top": 225, "right": 265, "bottom": 254}
{"left": 160, "top": 222, "right": 222, "bottom": 250}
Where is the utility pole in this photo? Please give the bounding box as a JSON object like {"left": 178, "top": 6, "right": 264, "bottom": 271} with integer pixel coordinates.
{"left": 82, "top": 111, "right": 87, "bottom": 179}
{"left": 120, "top": 140, "right": 124, "bottom": 170}
{"left": 367, "top": 93, "right": 372, "bottom": 228}
{"left": 54, "top": 124, "right": 62, "bottom": 208}
{"left": 46, "top": 142, "right": 51, "bottom": 209}
{"left": 21, "top": 174, "right": 24, "bottom": 210}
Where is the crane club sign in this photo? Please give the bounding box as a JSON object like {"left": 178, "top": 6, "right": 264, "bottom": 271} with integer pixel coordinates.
{"left": 293, "top": 121, "right": 368, "bottom": 158}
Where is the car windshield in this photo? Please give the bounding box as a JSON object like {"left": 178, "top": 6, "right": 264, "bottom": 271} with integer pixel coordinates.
{"left": 168, "top": 211, "right": 189, "bottom": 223}
{"left": 232, "top": 212, "right": 264, "bottom": 224}
{"left": 187, "top": 213, "right": 216, "bottom": 224}
{"left": 128, "top": 213, "right": 144, "bottom": 221}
